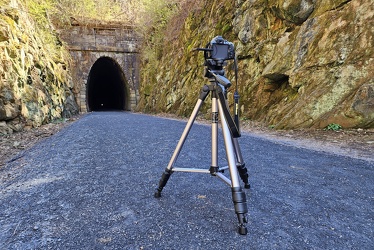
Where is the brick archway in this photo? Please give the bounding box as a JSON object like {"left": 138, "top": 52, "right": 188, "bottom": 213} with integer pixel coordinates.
{"left": 86, "top": 57, "right": 130, "bottom": 111}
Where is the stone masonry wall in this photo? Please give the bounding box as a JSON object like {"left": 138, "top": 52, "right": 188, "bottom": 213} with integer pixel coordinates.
{"left": 60, "top": 24, "right": 140, "bottom": 112}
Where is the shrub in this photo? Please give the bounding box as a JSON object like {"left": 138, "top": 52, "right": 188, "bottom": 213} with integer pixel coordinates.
{"left": 325, "top": 123, "right": 342, "bottom": 131}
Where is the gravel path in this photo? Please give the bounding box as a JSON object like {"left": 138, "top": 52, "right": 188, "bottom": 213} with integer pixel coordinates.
{"left": 0, "top": 112, "right": 373, "bottom": 249}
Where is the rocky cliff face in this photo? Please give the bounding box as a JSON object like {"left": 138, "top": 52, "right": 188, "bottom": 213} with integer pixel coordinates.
{"left": 0, "top": 0, "right": 78, "bottom": 134}
{"left": 138, "top": 0, "right": 373, "bottom": 129}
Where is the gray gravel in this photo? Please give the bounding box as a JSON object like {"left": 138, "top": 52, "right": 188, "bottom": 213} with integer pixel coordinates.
{"left": 0, "top": 112, "right": 373, "bottom": 249}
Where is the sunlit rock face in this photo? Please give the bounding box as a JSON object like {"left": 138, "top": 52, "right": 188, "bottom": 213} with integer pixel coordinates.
{"left": 138, "top": 0, "right": 373, "bottom": 129}
{"left": 0, "top": 0, "right": 78, "bottom": 134}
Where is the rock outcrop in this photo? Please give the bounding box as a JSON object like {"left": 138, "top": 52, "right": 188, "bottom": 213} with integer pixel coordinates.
{"left": 138, "top": 0, "right": 373, "bottom": 129}
{"left": 0, "top": 0, "right": 78, "bottom": 134}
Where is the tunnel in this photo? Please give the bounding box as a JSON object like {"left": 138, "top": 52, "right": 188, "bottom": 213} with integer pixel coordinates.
{"left": 86, "top": 57, "right": 129, "bottom": 111}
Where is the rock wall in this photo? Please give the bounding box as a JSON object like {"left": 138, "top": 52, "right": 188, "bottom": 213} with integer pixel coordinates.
{"left": 137, "top": 0, "right": 374, "bottom": 129}
{"left": 0, "top": 0, "right": 78, "bottom": 134}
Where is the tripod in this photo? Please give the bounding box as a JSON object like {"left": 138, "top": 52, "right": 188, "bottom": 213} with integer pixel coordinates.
{"left": 154, "top": 68, "right": 250, "bottom": 235}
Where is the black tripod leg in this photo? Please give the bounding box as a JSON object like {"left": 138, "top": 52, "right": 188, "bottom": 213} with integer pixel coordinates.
{"left": 233, "top": 138, "right": 250, "bottom": 189}
{"left": 154, "top": 85, "right": 210, "bottom": 198}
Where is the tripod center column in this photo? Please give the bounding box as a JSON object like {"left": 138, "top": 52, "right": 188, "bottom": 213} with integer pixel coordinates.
{"left": 210, "top": 90, "right": 219, "bottom": 174}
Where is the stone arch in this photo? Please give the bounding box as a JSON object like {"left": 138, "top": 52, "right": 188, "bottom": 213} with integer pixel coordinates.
{"left": 86, "top": 57, "right": 130, "bottom": 111}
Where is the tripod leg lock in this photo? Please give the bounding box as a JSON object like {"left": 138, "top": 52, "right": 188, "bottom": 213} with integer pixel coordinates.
{"left": 209, "top": 166, "right": 220, "bottom": 175}
{"left": 231, "top": 187, "right": 248, "bottom": 235}
{"left": 154, "top": 168, "right": 173, "bottom": 198}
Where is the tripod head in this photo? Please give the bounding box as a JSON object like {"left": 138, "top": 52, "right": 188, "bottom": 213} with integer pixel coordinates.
{"left": 195, "top": 36, "right": 241, "bottom": 132}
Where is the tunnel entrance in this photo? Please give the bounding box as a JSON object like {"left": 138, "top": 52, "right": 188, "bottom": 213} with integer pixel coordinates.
{"left": 86, "top": 57, "right": 129, "bottom": 111}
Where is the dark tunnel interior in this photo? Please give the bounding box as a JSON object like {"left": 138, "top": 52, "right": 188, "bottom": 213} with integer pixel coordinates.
{"left": 87, "top": 57, "right": 128, "bottom": 111}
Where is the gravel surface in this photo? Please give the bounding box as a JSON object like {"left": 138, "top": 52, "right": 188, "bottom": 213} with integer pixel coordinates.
{"left": 0, "top": 112, "right": 373, "bottom": 249}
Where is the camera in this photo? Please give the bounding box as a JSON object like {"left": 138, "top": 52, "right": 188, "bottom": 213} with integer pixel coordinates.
{"left": 195, "top": 36, "right": 235, "bottom": 68}
{"left": 205, "top": 36, "right": 235, "bottom": 62}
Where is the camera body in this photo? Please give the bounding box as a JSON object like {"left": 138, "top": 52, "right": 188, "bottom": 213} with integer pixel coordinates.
{"left": 205, "top": 36, "right": 235, "bottom": 62}
{"left": 198, "top": 36, "right": 235, "bottom": 78}
{"left": 195, "top": 36, "right": 236, "bottom": 78}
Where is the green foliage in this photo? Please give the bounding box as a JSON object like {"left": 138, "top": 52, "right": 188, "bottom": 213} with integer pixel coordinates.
{"left": 21, "top": 0, "right": 134, "bottom": 27}
{"left": 325, "top": 123, "right": 342, "bottom": 131}
{"left": 19, "top": 0, "right": 67, "bottom": 63}
{"left": 134, "top": 0, "right": 172, "bottom": 27}
{"left": 53, "top": 0, "right": 128, "bottom": 24}
{"left": 135, "top": 0, "right": 181, "bottom": 52}
{"left": 22, "top": 0, "right": 55, "bottom": 26}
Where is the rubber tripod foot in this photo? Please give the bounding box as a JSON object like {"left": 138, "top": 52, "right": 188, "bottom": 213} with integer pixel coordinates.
{"left": 154, "top": 190, "right": 162, "bottom": 198}
{"left": 238, "top": 225, "right": 248, "bottom": 235}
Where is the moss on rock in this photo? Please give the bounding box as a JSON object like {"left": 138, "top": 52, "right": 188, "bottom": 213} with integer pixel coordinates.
{"left": 137, "top": 0, "right": 374, "bottom": 129}
{"left": 0, "top": 0, "right": 78, "bottom": 133}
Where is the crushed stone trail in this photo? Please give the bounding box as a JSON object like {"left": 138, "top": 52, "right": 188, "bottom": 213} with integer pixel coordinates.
{"left": 0, "top": 112, "right": 373, "bottom": 249}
